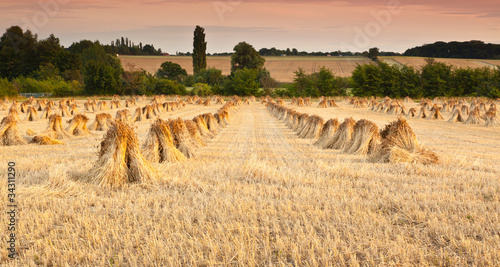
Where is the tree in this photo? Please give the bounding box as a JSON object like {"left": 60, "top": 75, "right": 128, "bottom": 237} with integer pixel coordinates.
{"left": 156, "top": 61, "right": 187, "bottom": 82}
{"left": 230, "top": 42, "right": 265, "bottom": 73}
{"left": 0, "top": 78, "right": 18, "bottom": 97}
{"left": 154, "top": 79, "right": 187, "bottom": 95}
{"left": 83, "top": 61, "right": 119, "bottom": 95}
{"left": 292, "top": 68, "right": 310, "bottom": 96}
{"left": 195, "top": 67, "right": 223, "bottom": 86}
{"left": 421, "top": 60, "right": 453, "bottom": 97}
{"left": 368, "top": 47, "right": 379, "bottom": 61}
{"left": 351, "top": 64, "right": 384, "bottom": 97}
{"left": 224, "top": 68, "right": 260, "bottom": 96}
{"left": 142, "top": 44, "right": 156, "bottom": 55}
{"left": 191, "top": 83, "right": 212, "bottom": 96}
{"left": 192, "top": 26, "right": 207, "bottom": 75}
{"left": 0, "top": 26, "right": 38, "bottom": 79}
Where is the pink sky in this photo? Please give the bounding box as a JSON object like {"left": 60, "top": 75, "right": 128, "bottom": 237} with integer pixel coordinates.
{"left": 0, "top": 0, "right": 499, "bottom": 53}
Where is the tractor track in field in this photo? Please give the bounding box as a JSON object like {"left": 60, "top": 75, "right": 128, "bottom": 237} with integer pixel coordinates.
{"left": 285, "top": 61, "right": 294, "bottom": 73}
{"left": 337, "top": 61, "right": 344, "bottom": 75}
{"left": 196, "top": 103, "right": 341, "bottom": 171}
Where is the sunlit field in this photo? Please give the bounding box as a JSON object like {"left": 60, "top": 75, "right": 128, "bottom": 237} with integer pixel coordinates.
{"left": 1, "top": 95, "right": 499, "bottom": 266}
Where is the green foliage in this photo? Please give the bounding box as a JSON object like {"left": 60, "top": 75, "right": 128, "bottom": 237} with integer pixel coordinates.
{"left": 404, "top": 40, "right": 500, "bottom": 59}
{"left": 191, "top": 83, "right": 212, "bottom": 96}
{"left": 291, "top": 67, "right": 349, "bottom": 97}
{"left": 122, "top": 70, "right": 148, "bottom": 95}
{"left": 156, "top": 61, "right": 187, "bottom": 82}
{"left": 192, "top": 26, "right": 207, "bottom": 74}
{"left": 0, "top": 26, "right": 81, "bottom": 81}
{"left": 351, "top": 61, "right": 500, "bottom": 98}
{"left": 11, "top": 77, "right": 80, "bottom": 96}
{"left": 368, "top": 47, "right": 379, "bottom": 61}
{"left": 195, "top": 68, "right": 224, "bottom": 86}
{"left": 183, "top": 75, "right": 196, "bottom": 87}
{"left": 231, "top": 42, "right": 265, "bottom": 73}
{"left": 0, "top": 78, "right": 17, "bottom": 97}
{"left": 153, "top": 79, "right": 187, "bottom": 95}
{"left": 83, "top": 61, "right": 119, "bottom": 95}
{"left": 259, "top": 68, "right": 280, "bottom": 92}
{"left": 13, "top": 77, "right": 53, "bottom": 93}
{"left": 224, "top": 68, "right": 260, "bottom": 96}
{"left": 421, "top": 60, "right": 453, "bottom": 97}
{"left": 33, "top": 63, "right": 60, "bottom": 80}
{"left": 52, "top": 80, "right": 83, "bottom": 97}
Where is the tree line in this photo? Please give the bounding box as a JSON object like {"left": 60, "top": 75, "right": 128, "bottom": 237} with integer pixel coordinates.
{"left": 404, "top": 40, "right": 500, "bottom": 59}
{"left": 106, "top": 37, "right": 163, "bottom": 56}
{"left": 351, "top": 59, "right": 500, "bottom": 99}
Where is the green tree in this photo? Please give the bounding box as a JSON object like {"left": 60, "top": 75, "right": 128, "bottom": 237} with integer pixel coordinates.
{"left": 367, "top": 47, "right": 380, "bottom": 61}
{"left": 195, "top": 67, "right": 224, "bottom": 86}
{"left": 292, "top": 68, "right": 311, "bottom": 96}
{"left": 154, "top": 79, "right": 187, "bottom": 95}
{"left": 0, "top": 26, "right": 40, "bottom": 79}
{"left": 225, "top": 68, "right": 260, "bottom": 96}
{"left": 192, "top": 26, "right": 207, "bottom": 74}
{"left": 191, "top": 83, "right": 212, "bottom": 96}
{"left": 351, "top": 64, "right": 383, "bottom": 97}
{"left": 156, "top": 61, "right": 187, "bottom": 82}
{"left": 0, "top": 78, "right": 18, "bottom": 97}
{"left": 230, "top": 42, "right": 265, "bottom": 73}
{"left": 316, "top": 67, "right": 336, "bottom": 96}
{"left": 421, "top": 60, "right": 453, "bottom": 97}
{"left": 33, "top": 62, "right": 61, "bottom": 80}
{"left": 397, "top": 65, "right": 422, "bottom": 98}
{"left": 83, "top": 61, "right": 119, "bottom": 95}
{"left": 122, "top": 70, "right": 148, "bottom": 95}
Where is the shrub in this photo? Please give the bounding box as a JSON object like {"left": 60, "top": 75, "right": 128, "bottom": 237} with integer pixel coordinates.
{"left": 154, "top": 79, "right": 187, "bottom": 95}
{"left": 191, "top": 83, "right": 212, "bottom": 96}
{"left": 0, "top": 78, "right": 18, "bottom": 97}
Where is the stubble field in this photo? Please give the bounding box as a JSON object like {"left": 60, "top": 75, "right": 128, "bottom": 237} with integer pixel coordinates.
{"left": 120, "top": 55, "right": 499, "bottom": 83}
{"left": 0, "top": 96, "right": 499, "bottom": 266}
{"left": 120, "top": 56, "right": 375, "bottom": 82}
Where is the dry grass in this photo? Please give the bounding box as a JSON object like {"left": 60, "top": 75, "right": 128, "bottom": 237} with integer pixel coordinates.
{"left": 31, "top": 134, "right": 65, "bottom": 145}
{"left": 1, "top": 99, "right": 500, "bottom": 266}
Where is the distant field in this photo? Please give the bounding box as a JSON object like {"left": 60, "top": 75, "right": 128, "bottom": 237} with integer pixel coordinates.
{"left": 119, "top": 56, "right": 372, "bottom": 82}
{"left": 119, "top": 55, "right": 500, "bottom": 83}
{"left": 380, "top": 56, "right": 500, "bottom": 70}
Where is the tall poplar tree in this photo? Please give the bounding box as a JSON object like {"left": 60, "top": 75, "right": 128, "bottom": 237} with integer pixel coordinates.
{"left": 192, "top": 26, "right": 207, "bottom": 74}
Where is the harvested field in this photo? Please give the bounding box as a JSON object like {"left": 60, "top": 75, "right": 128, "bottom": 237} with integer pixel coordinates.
{"left": 119, "top": 56, "right": 372, "bottom": 82}
{"left": 381, "top": 56, "right": 499, "bottom": 70}
{"left": 122, "top": 56, "right": 499, "bottom": 83}
{"left": 0, "top": 98, "right": 499, "bottom": 266}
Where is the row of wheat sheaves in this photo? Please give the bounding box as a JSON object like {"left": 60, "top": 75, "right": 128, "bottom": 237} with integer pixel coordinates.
{"left": 0, "top": 95, "right": 249, "bottom": 186}
{"left": 265, "top": 100, "right": 439, "bottom": 165}
{"left": 338, "top": 96, "right": 499, "bottom": 127}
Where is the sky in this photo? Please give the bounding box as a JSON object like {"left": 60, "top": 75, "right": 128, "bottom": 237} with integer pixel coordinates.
{"left": 0, "top": 0, "right": 499, "bottom": 54}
